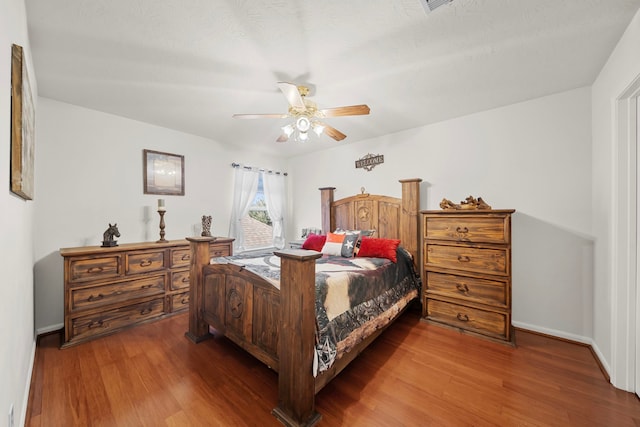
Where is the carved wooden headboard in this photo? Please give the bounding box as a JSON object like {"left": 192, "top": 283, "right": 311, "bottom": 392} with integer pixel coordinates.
{"left": 319, "top": 178, "right": 422, "bottom": 264}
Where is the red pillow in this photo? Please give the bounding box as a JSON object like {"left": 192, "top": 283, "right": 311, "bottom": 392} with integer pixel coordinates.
{"left": 356, "top": 237, "right": 400, "bottom": 262}
{"left": 302, "top": 234, "right": 326, "bottom": 251}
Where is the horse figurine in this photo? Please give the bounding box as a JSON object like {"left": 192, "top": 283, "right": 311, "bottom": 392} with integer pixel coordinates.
{"left": 101, "top": 223, "right": 120, "bottom": 247}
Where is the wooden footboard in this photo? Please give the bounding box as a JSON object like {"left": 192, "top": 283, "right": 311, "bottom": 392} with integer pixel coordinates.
{"left": 186, "top": 178, "right": 422, "bottom": 427}
{"left": 185, "top": 239, "right": 323, "bottom": 426}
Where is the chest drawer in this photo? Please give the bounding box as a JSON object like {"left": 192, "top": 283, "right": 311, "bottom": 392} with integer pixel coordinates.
{"left": 424, "top": 215, "right": 509, "bottom": 244}
{"left": 210, "top": 243, "right": 231, "bottom": 258}
{"left": 68, "top": 255, "right": 120, "bottom": 284}
{"left": 425, "top": 243, "right": 508, "bottom": 276}
{"left": 426, "top": 298, "right": 508, "bottom": 340}
{"left": 171, "top": 247, "right": 191, "bottom": 268}
{"left": 126, "top": 250, "right": 165, "bottom": 275}
{"left": 170, "top": 269, "right": 190, "bottom": 291}
{"left": 426, "top": 272, "right": 507, "bottom": 308}
{"left": 69, "top": 297, "right": 165, "bottom": 343}
{"left": 170, "top": 291, "right": 190, "bottom": 312}
{"left": 69, "top": 275, "right": 166, "bottom": 312}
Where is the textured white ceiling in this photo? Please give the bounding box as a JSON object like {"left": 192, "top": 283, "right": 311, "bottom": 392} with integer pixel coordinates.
{"left": 25, "top": 0, "right": 640, "bottom": 158}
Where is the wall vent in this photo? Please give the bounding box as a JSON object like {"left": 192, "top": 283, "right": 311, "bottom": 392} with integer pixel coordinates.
{"left": 421, "top": 0, "right": 453, "bottom": 14}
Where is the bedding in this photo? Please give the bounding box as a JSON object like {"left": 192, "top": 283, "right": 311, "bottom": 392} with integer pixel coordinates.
{"left": 211, "top": 246, "right": 421, "bottom": 375}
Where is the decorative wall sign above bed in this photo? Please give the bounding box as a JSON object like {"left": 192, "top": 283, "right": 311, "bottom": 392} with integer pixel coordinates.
{"left": 355, "top": 153, "right": 384, "bottom": 171}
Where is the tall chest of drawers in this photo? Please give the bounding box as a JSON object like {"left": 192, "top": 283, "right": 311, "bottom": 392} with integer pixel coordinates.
{"left": 60, "top": 238, "right": 233, "bottom": 348}
{"left": 421, "top": 210, "right": 515, "bottom": 345}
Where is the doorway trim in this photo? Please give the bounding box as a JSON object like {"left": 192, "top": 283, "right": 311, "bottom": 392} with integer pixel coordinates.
{"left": 611, "top": 75, "right": 640, "bottom": 391}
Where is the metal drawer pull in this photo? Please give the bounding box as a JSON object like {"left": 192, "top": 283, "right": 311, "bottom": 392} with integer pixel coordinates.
{"left": 456, "top": 313, "right": 469, "bottom": 322}
{"left": 455, "top": 283, "right": 469, "bottom": 294}
{"left": 140, "top": 307, "right": 153, "bottom": 315}
{"left": 140, "top": 284, "right": 153, "bottom": 289}
{"left": 456, "top": 226, "right": 469, "bottom": 233}
{"left": 457, "top": 255, "right": 470, "bottom": 262}
{"left": 181, "top": 254, "right": 190, "bottom": 261}
{"left": 181, "top": 297, "right": 189, "bottom": 304}
{"left": 139, "top": 260, "right": 152, "bottom": 267}
{"left": 88, "top": 320, "right": 104, "bottom": 329}
{"left": 181, "top": 276, "right": 190, "bottom": 283}
{"left": 87, "top": 267, "right": 104, "bottom": 273}
{"left": 87, "top": 294, "right": 104, "bottom": 302}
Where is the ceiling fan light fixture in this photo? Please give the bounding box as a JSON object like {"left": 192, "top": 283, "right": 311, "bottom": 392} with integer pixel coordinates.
{"left": 233, "top": 82, "right": 370, "bottom": 143}
{"left": 296, "top": 116, "right": 311, "bottom": 133}
{"left": 312, "top": 122, "right": 324, "bottom": 136}
{"left": 282, "top": 124, "right": 295, "bottom": 137}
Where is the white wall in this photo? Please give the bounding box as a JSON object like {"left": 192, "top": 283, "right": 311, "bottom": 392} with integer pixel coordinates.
{"left": 1, "top": 1, "right": 36, "bottom": 426}
{"left": 592, "top": 8, "right": 640, "bottom": 390}
{"left": 33, "top": 98, "right": 287, "bottom": 332}
{"left": 287, "top": 87, "right": 593, "bottom": 341}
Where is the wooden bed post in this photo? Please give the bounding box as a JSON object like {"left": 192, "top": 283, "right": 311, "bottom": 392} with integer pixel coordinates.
{"left": 185, "top": 236, "right": 214, "bottom": 343}
{"left": 319, "top": 187, "right": 335, "bottom": 234}
{"left": 399, "top": 178, "right": 422, "bottom": 267}
{"left": 272, "top": 249, "right": 323, "bottom": 427}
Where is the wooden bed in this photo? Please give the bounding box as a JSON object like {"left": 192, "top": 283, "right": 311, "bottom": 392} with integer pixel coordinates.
{"left": 185, "top": 178, "right": 422, "bottom": 426}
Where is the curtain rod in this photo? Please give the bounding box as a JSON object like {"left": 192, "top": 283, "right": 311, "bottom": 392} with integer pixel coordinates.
{"left": 231, "top": 162, "right": 288, "bottom": 176}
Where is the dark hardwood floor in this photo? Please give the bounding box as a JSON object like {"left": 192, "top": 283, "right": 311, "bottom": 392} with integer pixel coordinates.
{"left": 26, "top": 310, "right": 640, "bottom": 426}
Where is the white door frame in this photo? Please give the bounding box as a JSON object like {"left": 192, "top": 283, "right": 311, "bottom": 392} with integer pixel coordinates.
{"left": 611, "top": 76, "right": 640, "bottom": 392}
{"left": 637, "top": 96, "right": 640, "bottom": 398}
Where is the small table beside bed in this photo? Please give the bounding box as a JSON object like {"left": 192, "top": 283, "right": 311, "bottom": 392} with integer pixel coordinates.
{"left": 185, "top": 178, "right": 422, "bottom": 426}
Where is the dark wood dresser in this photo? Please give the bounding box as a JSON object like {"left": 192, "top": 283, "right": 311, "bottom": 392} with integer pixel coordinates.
{"left": 60, "top": 238, "right": 233, "bottom": 347}
{"left": 420, "top": 210, "right": 515, "bottom": 345}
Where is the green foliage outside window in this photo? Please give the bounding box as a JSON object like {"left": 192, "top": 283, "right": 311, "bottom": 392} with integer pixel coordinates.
{"left": 249, "top": 198, "right": 272, "bottom": 226}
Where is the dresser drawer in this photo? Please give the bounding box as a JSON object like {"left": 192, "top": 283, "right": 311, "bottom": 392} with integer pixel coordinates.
{"left": 425, "top": 243, "right": 509, "bottom": 276}
{"left": 69, "top": 297, "right": 165, "bottom": 343}
{"left": 69, "top": 255, "right": 120, "bottom": 284}
{"left": 170, "top": 247, "right": 191, "bottom": 268}
{"left": 210, "top": 242, "right": 231, "bottom": 258}
{"left": 170, "top": 291, "right": 190, "bottom": 312}
{"left": 126, "top": 250, "right": 165, "bottom": 274}
{"left": 424, "top": 215, "right": 509, "bottom": 244}
{"left": 170, "top": 269, "right": 190, "bottom": 291}
{"left": 69, "top": 275, "right": 165, "bottom": 312}
{"left": 426, "top": 298, "right": 508, "bottom": 340}
{"left": 426, "top": 272, "right": 507, "bottom": 308}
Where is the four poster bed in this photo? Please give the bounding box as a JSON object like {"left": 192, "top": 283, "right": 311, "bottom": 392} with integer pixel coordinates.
{"left": 185, "top": 178, "right": 422, "bottom": 426}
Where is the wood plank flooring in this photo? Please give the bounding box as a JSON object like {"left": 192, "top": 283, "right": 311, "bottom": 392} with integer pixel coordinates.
{"left": 26, "top": 309, "right": 640, "bottom": 426}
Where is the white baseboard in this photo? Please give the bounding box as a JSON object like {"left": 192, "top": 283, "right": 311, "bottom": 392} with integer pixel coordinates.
{"left": 36, "top": 323, "right": 63, "bottom": 336}
{"left": 19, "top": 339, "right": 36, "bottom": 427}
{"left": 513, "top": 320, "right": 612, "bottom": 381}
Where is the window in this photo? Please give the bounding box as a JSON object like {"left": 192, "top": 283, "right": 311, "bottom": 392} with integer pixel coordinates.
{"left": 229, "top": 165, "right": 286, "bottom": 252}
{"left": 241, "top": 174, "right": 273, "bottom": 250}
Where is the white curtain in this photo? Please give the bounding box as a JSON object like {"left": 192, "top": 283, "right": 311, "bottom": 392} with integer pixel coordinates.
{"left": 229, "top": 166, "right": 260, "bottom": 252}
{"left": 263, "top": 171, "right": 287, "bottom": 249}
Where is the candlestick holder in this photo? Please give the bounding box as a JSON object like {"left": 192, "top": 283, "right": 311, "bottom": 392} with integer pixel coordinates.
{"left": 157, "top": 210, "right": 167, "bottom": 243}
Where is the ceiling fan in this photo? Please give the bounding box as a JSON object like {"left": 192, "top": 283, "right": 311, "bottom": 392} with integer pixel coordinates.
{"left": 232, "top": 82, "right": 370, "bottom": 143}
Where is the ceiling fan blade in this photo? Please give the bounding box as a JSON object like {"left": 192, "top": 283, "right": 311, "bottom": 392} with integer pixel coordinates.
{"left": 319, "top": 104, "right": 370, "bottom": 117}
{"left": 320, "top": 123, "right": 347, "bottom": 141}
{"left": 232, "top": 113, "right": 289, "bottom": 119}
{"left": 276, "top": 134, "right": 289, "bottom": 143}
{"left": 277, "top": 82, "right": 306, "bottom": 111}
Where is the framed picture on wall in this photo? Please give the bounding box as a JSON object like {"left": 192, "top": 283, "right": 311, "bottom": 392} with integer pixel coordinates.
{"left": 143, "top": 149, "right": 185, "bottom": 195}
{"left": 10, "top": 44, "right": 35, "bottom": 200}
